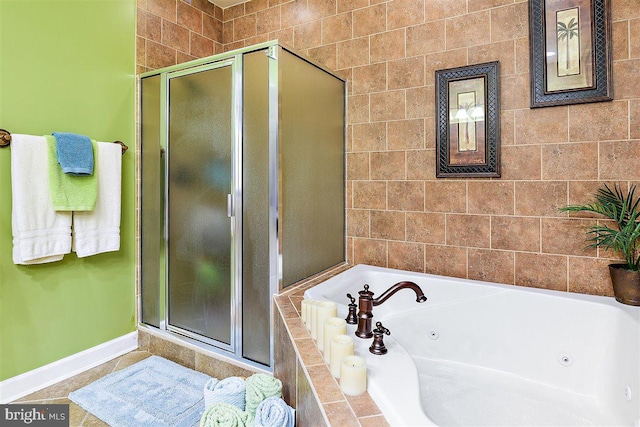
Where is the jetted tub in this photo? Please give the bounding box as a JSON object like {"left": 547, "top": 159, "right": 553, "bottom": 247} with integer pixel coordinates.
{"left": 304, "top": 264, "right": 640, "bottom": 427}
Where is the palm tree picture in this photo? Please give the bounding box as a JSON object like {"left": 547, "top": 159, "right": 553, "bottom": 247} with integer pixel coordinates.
{"left": 556, "top": 8, "right": 580, "bottom": 76}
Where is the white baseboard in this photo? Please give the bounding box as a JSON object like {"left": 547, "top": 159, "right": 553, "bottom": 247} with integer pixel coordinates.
{"left": 0, "top": 331, "right": 138, "bottom": 403}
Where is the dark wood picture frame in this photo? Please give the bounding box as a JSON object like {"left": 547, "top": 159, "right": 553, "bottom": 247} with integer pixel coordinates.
{"left": 435, "top": 61, "right": 500, "bottom": 178}
{"left": 529, "top": 0, "right": 612, "bottom": 108}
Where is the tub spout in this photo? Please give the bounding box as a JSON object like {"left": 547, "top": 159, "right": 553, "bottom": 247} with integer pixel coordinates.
{"left": 355, "top": 281, "right": 427, "bottom": 338}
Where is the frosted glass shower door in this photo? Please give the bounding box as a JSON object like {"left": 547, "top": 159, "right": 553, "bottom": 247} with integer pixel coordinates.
{"left": 166, "top": 62, "right": 234, "bottom": 347}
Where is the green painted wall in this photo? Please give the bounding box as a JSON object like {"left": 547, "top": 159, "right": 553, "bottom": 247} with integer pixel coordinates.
{"left": 0, "top": 0, "right": 136, "bottom": 381}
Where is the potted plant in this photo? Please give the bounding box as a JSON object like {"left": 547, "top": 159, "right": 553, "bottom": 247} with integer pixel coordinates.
{"left": 560, "top": 183, "right": 640, "bottom": 306}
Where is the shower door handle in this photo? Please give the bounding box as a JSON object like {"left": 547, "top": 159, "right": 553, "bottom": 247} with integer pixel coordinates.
{"left": 227, "top": 194, "right": 234, "bottom": 218}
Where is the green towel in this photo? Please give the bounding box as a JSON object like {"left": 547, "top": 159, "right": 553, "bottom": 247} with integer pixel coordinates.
{"left": 46, "top": 135, "right": 98, "bottom": 211}
{"left": 245, "top": 373, "right": 283, "bottom": 424}
{"left": 199, "top": 402, "right": 248, "bottom": 427}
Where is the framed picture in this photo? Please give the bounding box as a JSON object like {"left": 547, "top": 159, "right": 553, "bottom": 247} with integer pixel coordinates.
{"left": 435, "top": 61, "right": 500, "bottom": 178}
{"left": 529, "top": 0, "right": 612, "bottom": 108}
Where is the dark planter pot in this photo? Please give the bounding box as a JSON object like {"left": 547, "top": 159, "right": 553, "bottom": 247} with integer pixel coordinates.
{"left": 609, "top": 264, "right": 640, "bottom": 306}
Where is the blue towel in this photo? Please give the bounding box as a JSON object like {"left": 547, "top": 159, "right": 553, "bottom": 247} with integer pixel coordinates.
{"left": 253, "top": 397, "right": 295, "bottom": 427}
{"left": 203, "top": 376, "right": 246, "bottom": 411}
{"left": 53, "top": 132, "right": 94, "bottom": 175}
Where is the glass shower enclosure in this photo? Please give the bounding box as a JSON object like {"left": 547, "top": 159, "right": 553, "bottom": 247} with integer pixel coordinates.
{"left": 139, "top": 42, "right": 345, "bottom": 369}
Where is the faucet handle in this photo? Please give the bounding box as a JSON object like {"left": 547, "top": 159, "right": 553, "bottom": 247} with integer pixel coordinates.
{"left": 369, "top": 321, "right": 391, "bottom": 355}
{"left": 345, "top": 293, "right": 358, "bottom": 324}
{"left": 359, "top": 284, "right": 374, "bottom": 297}
{"left": 346, "top": 293, "right": 356, "bottom": 305}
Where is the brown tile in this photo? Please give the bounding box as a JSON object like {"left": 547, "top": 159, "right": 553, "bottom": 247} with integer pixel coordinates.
{"left": 148, "top": 0, "right": 176, "bottom": 21}
{"left": 190, "top": 32, "right": 214, "bottom": 57}
{"left": 614, "top": 60, "right": 640, "bottom": 99}
{"left": 244, "top": 34, "right": 270, "bottom": 46}
{"left": 407, "top": 212, "right": 446, "bottom": 244}
{"left": 567, "top": 181, "right": 617, "bottom": 218}
{"left": 406, "top": 148, "right": 436, "bottom": 180}
{"left": 371, "top": 151, "right": 406, "bottom": 180}
{"left": 113, "top": 351, "right": 153, "bottom": 372}
{"left": 500, "top": 145, "right": 541, "bottom": 180}
{"left": 223, "top": 20, "right": 234, "bottom": 43}
{"left": 541, "top": 142, "right": 598, "bottom": 180}
{"left": 446, "top": 11, "right": 490, "bottom": 49}
{"left": 631, "top": 19, "right": 640, "bottom": 58}
{"left": 307, "top": 364, "right": 344, "bottom": 403}
{"left": 178, "top": 2, "right": 203, "bottom": 34}
{"left": 514, "top": 106, "right": 568, "bottom": 144}
{"left": 424, "top": 0, "right": 466, "bottom": 22}
{"left": 370, "top": 90, "right": 405, "bottom": 121}
{"left": 148, "top": 334, "right": 196, "bottom": 368}
{"left": 203, "top": 14, "right": 223, "bottom": 42}
{"left": 388, "top": 119, "right": 425, "bottom": 150}
{"left": 515, "top": 181, "right": 567, "bottom": 217}
{"left": 468, "top": 40, "right": 515, "bottom": 75}
{"left": 234, "top": 14, "right": 257, "bottom": 40}
{"left": 501, "top": 110, "right": 515, "bottom": 146}
{"left": 353, "top": 4, "right": 387, "bottom": 37}
{"left": 309, "top": 43, "right": 337, "bottom": 70}
{"left": 257, "top": 7, "right": 281, "bottom": 34}
{"left": 308, "top": 0, "right": 337, "bottom": 20}
{"left": 424, "top": 181, "right": 466, "bottom": 212}
{"left": 406, "top": 86, "right": 434, "bottom": 119}
{"left": 162, "top": 19, "right": 190, "bottom": 52}
{"left": 406, "top": 21, "right": 446, "bottom": 56}
{"left": 388, "top": 56, "right": 424, "bottom": 89}
{"left": 274, "top": 314, "right": 297, "bottom": 408}
{"left": 146, "top": 40, "right": 176, "bottom": 69}
{"left": 370, "top": 29, "right": 406, "bottom": 63}
{"left": 136, "top": 36, "right": 146, "bottom": 68}
{"left": 612, "top": 0, "right": 640, "bottom": 20}
{"left": 352, "top": 122, "right": 386, "bottom": 152}
{"left": 371, "top": 210, "right": 405, "bottom": 240}
{"left": 284, "top": 316, "right": 309, "bottom": 339}
{"left": 468, "top": 0, "right": 514, "bottom": 12}
{"left": 387, "top": 0, "right": 424, "bottom": 30}
{"left": 269, "top": 27, "right": 295, "bottom": 46}
{"left": 146, "top": 12, "right": 162, "bottom": 42}
{"left": 294, "top": 20, "right": 322, "bottom": 49}
{"left": 424, "top": 245, "right": 467, "bottom": 278}
{"left": 468, "top": 181, "right": 514, "bottom": 215}
{"left": 353, "top": 181, "right": 387, "bottom": 209}
{"left": 195, "top": 352, "right": 257, "bottom": 379}
{"left": 468, "top": 249, "right": 514, "bottom": 284}
{"left": 324, "top": 401, "right": 360, "bottom": 427}
{"left": 515, "top": 253, "right": 567, "bottom": 291}
{"left": 612, "top": 20, "right": 629, "bottom": 60}
{"left": 296, "top": 361, "right": 328, "bottom": 426}
{"left": 568, "top": 257, "right": 615, "bottom": 297}
{"left": 541, "top": 218, "right": 597, "bottom": 257}
{"left": 569, "top": 100, "right": 629, "bottom": 142}
{"left": 389, "top": 241, "right": 425, "bottom": 272}
{"left": 322, "top": 12, "right": 352, "bottom": 44}
{"left": 347, "top": 152, "right": 370, "bottom": 180}
{"left": 360, "top": 415, "right": 392, "bottom": 427}
{"left": 346, "top": 393, "right": 383, "bottom": 418}
{"left": 514, "top": 36, "right": 529, "bottom": 74}
{"left": 424, "top": 48, "right": 467, "bottom": 83}
{"left": 246, "top": 0, "right": 269, "bottom": 13}
{"left": 281, "top": 0, "right": 309, "bottom": 28}
{"left": 353, "top": 63, "right": 387, "bottom": 95}
{"left": 223, "top": 41, "right": 243, "bottom": 52}
{"left": 338, "top": 0, "right": 368, "bottom": 13}
{"left": 388, "top": 181, "right": 424, "bottom": 210}
{"left": 190, "top": 0, "right": 216, "bottom": 15}
{"left": 295, "top": 338, "right": 326, "bottom": 366}
{"left": 348, "top": 94, "right": 369, "bottom": 124}
{"left": 491, "top": 216, "right": 540, "bottom": 252}
{"left": 353, "top": 238, "right": 388, "bottom": 266}
{"left": 501, "top": 73, "right": 529, "bottom": 110}
{"left": 446, "top": 214, "right": 491, "bottom": 248}
{"left": 490, "top": 2, "right": 528, "bottom": 41}
{"left": 337, "top": 37, "right": 370, "bottom": 68}
{"left": 137, "top": 7, "right": 148, "bottom": 38}
{"left": 599, "top": 140, "right": 640, "bottom": 180}
{"left": 224, "top": 3, "right": 245, "bottom": 20}
{"left": 347, "top": 208, "right": 370, "bottom": 237}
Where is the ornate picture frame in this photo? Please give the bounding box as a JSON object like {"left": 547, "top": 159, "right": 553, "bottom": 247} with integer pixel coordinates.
{"left": 435, "top": 62, "right": 500, "bottom": 178}
{"left": 529, "top": 0, "right": 613, "bottom": 108}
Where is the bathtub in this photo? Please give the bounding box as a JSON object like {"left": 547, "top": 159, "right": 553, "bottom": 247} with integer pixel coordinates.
{"left": 304, "top": 264, "right": 640, "bottom": 427}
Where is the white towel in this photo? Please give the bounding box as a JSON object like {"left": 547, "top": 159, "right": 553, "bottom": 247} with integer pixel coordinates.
{"left": 11, "top": 134, "right": 72, "bottom": 264}
{"left": 72, "top": 141, "right": 122, "bottom": 257}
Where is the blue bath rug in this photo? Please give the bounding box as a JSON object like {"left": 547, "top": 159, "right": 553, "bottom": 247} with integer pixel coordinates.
{"left": 69, "top": 355, "right": 210, "bottom": 427}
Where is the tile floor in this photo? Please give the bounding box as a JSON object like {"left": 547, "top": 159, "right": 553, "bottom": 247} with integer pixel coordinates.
{"left": 12, "top": 350, "right": 152, "bottom": 427}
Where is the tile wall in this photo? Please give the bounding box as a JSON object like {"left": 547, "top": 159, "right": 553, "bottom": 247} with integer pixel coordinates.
{"left": 137, "top": 0, "right": 640, "bottom": 297}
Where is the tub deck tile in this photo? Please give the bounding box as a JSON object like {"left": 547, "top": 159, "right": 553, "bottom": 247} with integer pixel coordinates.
{"left": 295, "top": 338, "right": 326, "bottom": 366}
{"left": 346, "top": 393, "right": 384, "bottom": 418}
{"left": 323, "top": 401, "right": 360, "bottom": 427}
{"left": 306, "top": 364, "right": 344, "bottom": 403}
{"left": 358, "top": 415, "right": 391, "bottom": 427}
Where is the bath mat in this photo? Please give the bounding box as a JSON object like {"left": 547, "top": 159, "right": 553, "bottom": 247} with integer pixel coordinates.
{"left": 69, "top": 355, "right": 210, "bottom": 427}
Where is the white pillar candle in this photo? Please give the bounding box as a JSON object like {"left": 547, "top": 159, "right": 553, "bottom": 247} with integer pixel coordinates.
{"left": 310, "top": 301, "right": 322, "bottom": 340}
{"left": 330, "top": 334, "right": 354, "bottom": 378}
{"left": 315, "top": 301, "right": 337, "bottom": 351}
{"left": 301, "top": 299, "right": 313, "bottom": 329}
{"left": 323, "top": 317, "right": 347, "bottom": 363}
{"left": 340, "top": 355, "right": 367, "bottom": 396}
